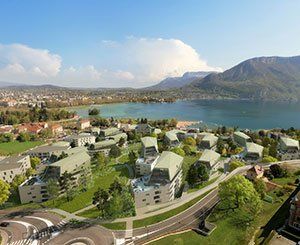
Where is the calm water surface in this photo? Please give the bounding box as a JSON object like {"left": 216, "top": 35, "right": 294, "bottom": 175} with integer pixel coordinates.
{"left": 73, "top": 100, "right": 300, "bottom": 129}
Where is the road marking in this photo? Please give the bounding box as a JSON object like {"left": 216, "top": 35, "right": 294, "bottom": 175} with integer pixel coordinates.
{"left": 3, "top": 220, "right": 38, "bottom": 234}
{"left": 25, "top": 216, "right": 54, "bottom": 227}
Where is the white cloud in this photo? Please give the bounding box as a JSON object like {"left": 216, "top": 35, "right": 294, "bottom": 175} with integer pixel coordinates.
{"left": 0, "top": 39, "right": 221, "bottom": 87}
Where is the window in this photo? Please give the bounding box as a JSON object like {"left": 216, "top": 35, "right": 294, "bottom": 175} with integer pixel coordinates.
{"left": 32, "top": 196, "right": 36, "bottom": 199}
{"left": 142, "top": 199, "right": 146, "bottom": 202}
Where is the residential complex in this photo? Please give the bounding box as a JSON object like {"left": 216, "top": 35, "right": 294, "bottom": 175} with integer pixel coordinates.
{"left": 233, "top": 131, "right": 252, "bottom": 146}
{"left": 65, "top": 133, "right": 96, "bottom": 147}
{"left": 197, "top": 149, "right": 221, "bottom": 173}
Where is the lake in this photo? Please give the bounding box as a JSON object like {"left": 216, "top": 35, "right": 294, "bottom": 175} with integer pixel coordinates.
{"left": 72, "top": 100, "right": 300, "bottom": 129}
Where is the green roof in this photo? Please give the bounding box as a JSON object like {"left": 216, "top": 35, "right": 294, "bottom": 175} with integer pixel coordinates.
{"left": 141, "top": 137, "right": 157, "bottom": 148}
{"left": 51, "top": 150, "right": 90, "bottom": 174}
{"left": 154, "top": 151, "right": 183, "bottom": 181}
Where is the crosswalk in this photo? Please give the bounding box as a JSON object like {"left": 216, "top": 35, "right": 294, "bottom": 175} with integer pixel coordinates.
{"left": 8, "top": 238, "right": 37, "bottom": 245}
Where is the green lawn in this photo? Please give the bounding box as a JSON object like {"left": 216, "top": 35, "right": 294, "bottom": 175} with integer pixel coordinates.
{"left": 133, "top": 190, "right": 212, "bottom": 228}
{"left": 151, "top": 188, "right": 293, "bottom": 245}
{"left": 182, "top": 155, "right": 199, "bottom": 179}
{"left": 101, "top": 222, "right": 126, "bottom": 230}
{"left": 187, "top": 177, "right": 219, "bottom": 193}
{"left": 0, "top": 141, "right": 44, "bottom": 155}
{"left": 45, "top": 164, "right": 129, "bottom": 213}
{"left": 271, "top": 176, "right": 296, "bottom": 186}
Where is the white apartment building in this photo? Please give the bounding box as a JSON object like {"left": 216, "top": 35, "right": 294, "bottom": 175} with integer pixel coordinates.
{"left": 0, "top": 155, "right": 31, "bottom": 183}
{"left": 132, "top": 151, "right": 183, "bottom": 208}
{"left": 66, "top": 133, "right": 96, "bottom": 147}
{"left": 278, "top": 137, "right": 300, "bottom": 160}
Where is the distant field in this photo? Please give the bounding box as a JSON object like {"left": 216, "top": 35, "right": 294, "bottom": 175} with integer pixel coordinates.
{"left": 0, "top": 141, "right": 44, "bottom": 155}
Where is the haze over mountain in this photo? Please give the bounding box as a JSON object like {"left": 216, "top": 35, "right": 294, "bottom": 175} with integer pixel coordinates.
{"left": 145, "top": 71, "right": 212, "bottom": 90}
{"left": 187, "top": 55, "right": 300, "bottom": 100}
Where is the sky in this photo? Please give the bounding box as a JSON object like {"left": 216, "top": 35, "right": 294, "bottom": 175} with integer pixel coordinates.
{"left": 0, "top": 0, "right": 299, "bottom": 88}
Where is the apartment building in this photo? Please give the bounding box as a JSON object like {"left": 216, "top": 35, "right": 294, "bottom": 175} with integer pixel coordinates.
{"left": 197, "top": 149, "right": 221, "bottom": 173}
{"left": 132, "top": 151, "right": 183, "bottom": 208}
{"left": 244, "top": 142, "right": 264, "bottom": 162}
{"left": 65, "top": 133, "right": 96, "bottom": 147}
{"left": 0, "top": 155, "right": 31, "bottom": 183}
{"left": 18, "top": 176, "right": 48, "bottom": 204}
{"left": 99, "top": 127, "right": 120, "bottom": 138}
{"left": 233, "top": 131, "right": 252, "bottom": 147}
{"left": 278, "top": 137, "right": 300, "bottom": 160}
{"left": 164, "top": 131, "right": 180, "bottom": 147}
{"left": 198, "top": 133, "right": 218, "bottom": 149}
{"left": 135, "top": 137, "right": 159, "bottom": 176}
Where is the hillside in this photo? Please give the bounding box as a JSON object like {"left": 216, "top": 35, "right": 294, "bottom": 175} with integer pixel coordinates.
{"left": 145, "top": 71, "right": 212, "bottom": 90}
{"left": 187, "top": 56, "right": 300, "bottom": 100}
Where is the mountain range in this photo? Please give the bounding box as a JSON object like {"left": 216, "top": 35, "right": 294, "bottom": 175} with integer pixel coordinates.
{"left": 144, "top": 71, "right": 213, "bottom": 90}
{"left": 185, "top": 55, "right": 300, "bottom": 100}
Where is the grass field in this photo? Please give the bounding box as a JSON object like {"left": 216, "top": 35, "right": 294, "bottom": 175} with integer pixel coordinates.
{"left": 45, "top": 164, "right": 130, "bottom": 213}
{"left": 0, "top": 141, "right": 44, "bottom": 155}
{"left": 133, "top": 190, "right": 212, "bottom": 228}
{"left": 150, "top": 187, "right": 293, "bottom": 245}
{"left": 101, "top": 222, "right": 126, "bottom": 230}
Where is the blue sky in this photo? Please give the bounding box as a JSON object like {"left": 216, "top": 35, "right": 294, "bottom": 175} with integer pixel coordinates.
{"left": 0, "top": 0, "right": 299, "bottom": 87}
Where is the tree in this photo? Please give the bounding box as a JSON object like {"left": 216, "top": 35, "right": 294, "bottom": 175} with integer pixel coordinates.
{"left": 270, "top": 164, "right": 287, "bottom": 178}
{"left": 229, "top": 160, "right": 244, "bottom": 172}
{"left": 0, "top": 179, "right": 10, "bottom": 205}
{"left": 17, "top": 132, "right": 30, "bottom": 142}
{"left": 171, "top": 147, "right": 185, "bottom": 157}
{"left": 95, "top": 152, "right": 107, "bottom": 169}
{"left": 78, "top": 168, "right": 91, "bottom": 192}
{"left": 11, "top": 174, "right": 26, "bottom": 192}
{"left": 47, "top": 178, "right": 60, "bottom": 204}
{"left": 218, "top": 175, "right": 262, "bottom": 226}
{"left": 30, "top": 157, "right": 41, "bottom": 170}
{"left": 197, "top": 164, "right": 209, "bottom": 182}
{"left": 262, "top": 156, "right": 277, "bottom": 163}
{"left": 183, "top": 137, "right": 196, "bottom": 147}
{"left": 182, "top": 145, "right": 192, "bottom": 155}
{"left": 93, "top": 188, "right": 110, "bottom": 216}
{"left": 118, "top": 137, "right": 126, "bottom": 147}
{"left": 253, "top": 179, "right": 267, "bottom": 199}
{"left": 187, "top": 165, "right": 198, "bottom": 186}
{"left": 25, "top": 168, "right": 36, "bottom": 178}
{"left": 128, "top": 150, "right": 137, "bottom": 165}
{"left": 88, "top": 108, "right": 100, "bottom": 116}
{"left": 109, "top": 145, "right": 121, "bottom": 158}
{"left": 269, "top": 142, "right": 278, "bottom": 158}
{"left": 109, "top": 178, "right": 123, "bottom": 194}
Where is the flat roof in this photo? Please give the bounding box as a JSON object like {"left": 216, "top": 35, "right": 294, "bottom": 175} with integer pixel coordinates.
{"left": 0, "top": 155, "right": 29, "bottom": 171}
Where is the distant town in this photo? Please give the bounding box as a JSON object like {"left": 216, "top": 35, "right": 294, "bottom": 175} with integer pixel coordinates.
{"left": 0, "top": 104, "right": 299, "bottom": 244}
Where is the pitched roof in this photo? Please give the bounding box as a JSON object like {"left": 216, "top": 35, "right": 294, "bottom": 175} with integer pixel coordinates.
{"left": 246, "top": 142, "right": 264, "bottom": 154}
{"left": 165, "top": 131, "right": 179, "bottom": 142}
{"left": 27, "top": 144, "right": 69, "bottom": 154}
{"left": 141, "top": 137, "right": 157, "bottom": 148}
{"left": 154, "top": 151, "right": 183, "bottom": 181}
{"left": 50, "top": 150, "right": 90, "bottom": 173}
{"left": 234, "top": 131, "right": 251, "bottom": 140}
{"left": 248, "top": 165, "right": 264, "bottom": 175}
{"left": 100, "top": 127, "right": 120, "bottom": 136}
{"left": 280, "top": 137, "right": 299, "bottom": 148}
{"left": 202, "top": 134, "right": 218, "bottom": 142}
{"left": 199, "top": 149, "right": 220, "bottom": 164}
